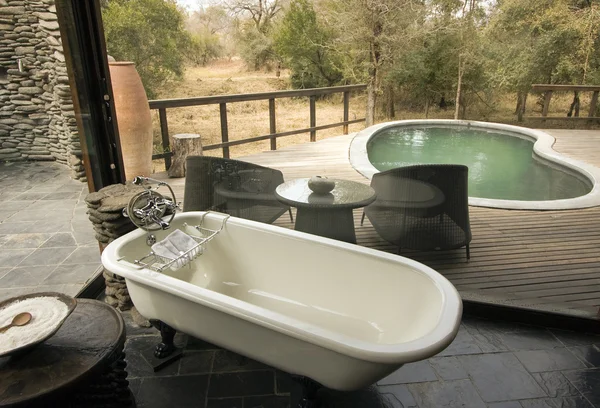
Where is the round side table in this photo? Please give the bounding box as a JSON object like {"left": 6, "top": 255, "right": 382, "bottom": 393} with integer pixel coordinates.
{"left": 275, "top": 178, "right": 376, "bottom": 243}
{"left": 0, "top": 299, "right": 134, "bottom": 408}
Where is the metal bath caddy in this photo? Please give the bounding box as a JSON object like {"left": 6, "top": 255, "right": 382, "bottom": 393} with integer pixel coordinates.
{"left": 132, "top": 212, "right": 230, "bottom": 273}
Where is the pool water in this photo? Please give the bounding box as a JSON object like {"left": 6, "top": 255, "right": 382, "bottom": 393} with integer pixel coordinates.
{"left": 367, "top": 126, "right": 591, "bottom": 201}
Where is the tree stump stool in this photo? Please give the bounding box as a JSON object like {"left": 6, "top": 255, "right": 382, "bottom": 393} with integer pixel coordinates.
{"left": 0, "top": 299, "right": 135, "bottom": 408}
{"left": 168, "top": 133, "right": 203, "bottom": 178}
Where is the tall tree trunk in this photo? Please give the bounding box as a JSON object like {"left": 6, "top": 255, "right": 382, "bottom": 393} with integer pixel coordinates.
{"left": 366, "top": 77, "right": 376, "bottom": 127}
{"left": 454, "top": 56, "right": 464, "bottom": 120}
{"left": 383, "top": 86, "right": 395, "bottom": 119}
{"left": 425, "top": 98, "right": 430, "bottom": 119}
{"left": 568, "top": 91, "right": 580, "bottom": 117}
{"left": 516, "top": 92, "right": 527, "bottom": 122}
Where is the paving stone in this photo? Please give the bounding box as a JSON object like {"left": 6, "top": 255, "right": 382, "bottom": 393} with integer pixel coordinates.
{"left": 8, "top": 208, "right": 72, "bottom": 222}
{"left": 61, "top": 245, "right": 99, "bottom": 264}
{"left": 550, "top": 329, "right": 600, "bottom": 347}
{"left": 499, "top": 329, "right": 563, "bottom": 351}
{"left": 0, "top": 210, "right": 18, "bottom": 222}
{"left": 41, "top": 191, "right": 80, "bottom": 200}
{"left": 21, "top": 220, "right": 71, "bottom": 233}
{"left": 124, "top": 335, "right": 184, "bottom": 378}
{"left": 562, "top": 369, "right": 600, "bottom": 406}
{"left": 17, "top": 246, "right": 75, "bottom": 266}
{"left": 0, "top": 287, "right": 34, "bottom": 302}
{"left": 458, "top": 353, "right": 546, "bottom": 402}
{"left": 0, "top": 268, "right": 11, "bottom": 280}
{"left": 275, "top": 370, "right": 294, "bottom": 394}
{"left": 40, "top": 232, "right": 76, "bottom": 247}
{"left": 409, "top": 379, "right": 486, "bottom": 408}
{"left": 463, "top": 318, "right": 511, "bottom": 353}
{"left": 244, "top": 395, "right": 289, "bottom": 408}
{"left": 0, "top": 200, "right": 35, "bottom": 211}
{"left": 378, "top": 360, "right": 437, "bottom": 384}
{"left": 1, "top": 233, "right": 51, "bottom": 248}
{"left": 134, "top": 375, "right": 209, "bottom": 408}
{"left": 514, "top": 348, "right": 585, "bottom": 372}
{"left": 520, "top": 396, "right": 593, "bottom": 408}
{"left": 487, "top": 402, "right": 522, "bottom": 408}
{"left": 429, "top": 356, "right": 469, "bottom": 380}
{"left": 531, "top": 372, "right": 581, "bottom": 398}
{"left": 377, "top": 384, "right": 418, "bottom": 408}
{"left": 318, "top": 386, "right": 390, "bottom": 408}
{"left": 0, "top": 265, "right": 55, "bottom": 287}
{"left": 207, "top": 397, "right": 243, "bottom": 408}
{"left": 437, "top": 326, "right": 483, "bottom": 356}
{"left": 0, "top": 222, "right": 33, "bottom": 234}
{"left": 208, "top": 371, "right": 275, "bottom": 398}
{"left": 42, "top": 263, "right": 98, "bottom": 285}
{"left": 178, "top": 351, "right": 214, "bottom": 375}
{"left": 0, "top": 248, "right": 35, "bottom": 267}
{"left": 212, "top": 349, "right": 269, "bottom": 373}
{"left": 185, "top": 336, "right": 222, "bottom": 351}
{"left": 568, "top": 345, "right": 600, "bottom": 368}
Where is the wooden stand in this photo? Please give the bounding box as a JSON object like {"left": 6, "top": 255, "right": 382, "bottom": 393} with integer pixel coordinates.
{"left": 0, "top": 300, "right": 135, "bottom": 407}
{"left": 168, "top": 134, "right": 202, "bottom": 178}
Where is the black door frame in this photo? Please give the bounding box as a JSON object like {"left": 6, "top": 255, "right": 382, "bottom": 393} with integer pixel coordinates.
{"left": 56, "top": 0, "right": 125, "bottom": 192}
{"left": 56, "top": 0, "right": 125, "bottom": 299}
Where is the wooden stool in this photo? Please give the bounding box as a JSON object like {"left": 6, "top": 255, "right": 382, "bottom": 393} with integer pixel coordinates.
{"left": 0, "top": 299, "right": 134, "bottom": 407}
{"left": 168, "top": 133, "right": 203, "bottom": 178}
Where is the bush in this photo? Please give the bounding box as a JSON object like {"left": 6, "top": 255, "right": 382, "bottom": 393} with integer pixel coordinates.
{"left": 102, "top": 0, "right": 192, "bottom": 98}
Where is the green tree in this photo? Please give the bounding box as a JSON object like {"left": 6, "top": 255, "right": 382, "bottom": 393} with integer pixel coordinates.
{"left": 102, "top": 0, "right": 192, "bottom": 98}
{"left": 226, "top": 0, "right": 285, "bottom": 70}
{"left": 322, "top": 0, "right": 426, "bottom": 125}
{"left": 486, "top": 0, "right": 600, "bottom": 115}
{"left": 275, "top": 0, "right": 342, "bottom": 88}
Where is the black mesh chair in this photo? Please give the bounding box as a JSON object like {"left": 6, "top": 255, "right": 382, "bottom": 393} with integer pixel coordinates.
{"left": 362, "top": 164, "right": 472, "bottom": 259}
{"left": 183, "top": 156, "right": 293, "bottom": 224}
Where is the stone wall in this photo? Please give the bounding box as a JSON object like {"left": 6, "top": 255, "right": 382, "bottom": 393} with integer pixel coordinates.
{"left": 0, "top": 0, "right": 85, "bottom": 181}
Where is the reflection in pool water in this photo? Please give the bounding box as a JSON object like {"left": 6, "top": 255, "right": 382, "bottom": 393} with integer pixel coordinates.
{"left": 367, "top": 126, "right": 592, "bottom": 201}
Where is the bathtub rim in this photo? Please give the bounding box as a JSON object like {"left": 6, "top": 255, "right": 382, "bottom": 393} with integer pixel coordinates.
{"left": 101, "top": 211, "right": 462, "bottom": 364}
{"left": 349, "top": 119, "right": 600, "bottom": 210}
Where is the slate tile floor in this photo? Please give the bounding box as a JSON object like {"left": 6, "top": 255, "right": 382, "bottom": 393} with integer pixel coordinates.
{"left": 122, "top": 312, "right": 600, "bottom": 408}
{"left": 0, "top": 162, "right": 98, "bottom": 301}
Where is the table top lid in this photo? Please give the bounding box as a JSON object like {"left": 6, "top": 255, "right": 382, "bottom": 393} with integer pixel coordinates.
{"left": 0, "top": 299, "right": 125, "bottom": 406}
{"left": 275, "top": 178, "right": 376, "bottom": 208}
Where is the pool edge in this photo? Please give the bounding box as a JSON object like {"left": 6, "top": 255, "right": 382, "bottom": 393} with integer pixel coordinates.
{"left": 349, "top": 119, "right": 600, "bottom": 211}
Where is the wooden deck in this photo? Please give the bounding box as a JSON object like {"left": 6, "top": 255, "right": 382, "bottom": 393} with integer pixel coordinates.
{"left": 162, "top": 129, "right": 600, "bottom": 319}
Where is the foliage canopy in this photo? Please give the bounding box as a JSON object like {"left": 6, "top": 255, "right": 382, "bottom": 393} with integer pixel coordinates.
{"left": 102, "top": 0, "right": 192, "bottom": 98}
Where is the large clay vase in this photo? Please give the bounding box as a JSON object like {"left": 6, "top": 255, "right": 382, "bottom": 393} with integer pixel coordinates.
{"left": 109, "top": 62, "right": 153, "bottom": 180}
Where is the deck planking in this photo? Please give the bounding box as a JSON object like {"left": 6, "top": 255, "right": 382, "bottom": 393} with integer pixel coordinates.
{"left": 160, "top": 128, "right": 600, "bottom": 318}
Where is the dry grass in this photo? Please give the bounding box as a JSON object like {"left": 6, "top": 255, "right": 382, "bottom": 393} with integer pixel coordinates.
{"left": 151, "top": 59, "right": 600, "bottom": 172}
{"left": 150, "top": 59, "right": 365, "bottom": 172}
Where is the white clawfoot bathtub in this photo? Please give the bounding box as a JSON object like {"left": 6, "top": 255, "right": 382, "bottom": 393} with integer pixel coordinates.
{"left": 101, "top": 211, "right": 462, "bottom": 391}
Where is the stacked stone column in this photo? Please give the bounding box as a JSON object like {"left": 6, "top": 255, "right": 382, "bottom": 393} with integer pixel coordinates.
{"left": 85, "top": 183, "right": 145, "bottom": 311}
{"left": 0, "top": 0, "right": 85, "bottom": 180}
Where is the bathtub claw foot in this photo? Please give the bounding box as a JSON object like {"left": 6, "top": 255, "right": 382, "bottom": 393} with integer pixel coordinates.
{"left": 150, "top": 319, "right": 177, "bottom": 358}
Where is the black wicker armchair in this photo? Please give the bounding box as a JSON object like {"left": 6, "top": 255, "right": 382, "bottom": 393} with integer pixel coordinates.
{"left": 183, "top": 156, "right": 293, "bottom": 224}
{"left": 362, "top": 164, "right": 472, "bottom": 259}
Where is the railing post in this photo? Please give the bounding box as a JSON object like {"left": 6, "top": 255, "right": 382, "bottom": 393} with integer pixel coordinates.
{"left": 219, "top": 103, "right": 229, "bottom": 158}
{"left": 343, "top": 91, "right": 349, "bottom": 134}
{"left": 589, "top": 91, "right": 599, "bottom": 119}
{"left": 158, "top": 108, "right": 171, "bottom": 170}
{"left": 269, "top": 98, "right": 276, "bottom": 150}
{"left": 309, "top": 95, "right": 316, "bottom": 142}
{"left": 542, "top": 90, "right": 553, "bottom": 121}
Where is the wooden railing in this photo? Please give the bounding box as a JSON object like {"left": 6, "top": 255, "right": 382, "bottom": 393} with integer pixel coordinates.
{"left": 525, "top": 84, "right": 600, "bottom": 122}
{"left": 148, "top": 84, "right": 367, "bottom": 169}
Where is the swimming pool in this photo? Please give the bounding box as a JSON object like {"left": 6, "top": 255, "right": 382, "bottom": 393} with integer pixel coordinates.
{"left": 349, "top": 120, "right": 600, "bottom": 210}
